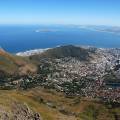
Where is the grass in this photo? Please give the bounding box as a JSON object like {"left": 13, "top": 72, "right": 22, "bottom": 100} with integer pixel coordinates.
{"left": 0, "top": 50, "right": 37, "bottom": 74}
{"left": 0, "top": 88, "right": 119, "bottom": 120}
{"left": 0, "top": 89, "right": 75, "bottom": 120}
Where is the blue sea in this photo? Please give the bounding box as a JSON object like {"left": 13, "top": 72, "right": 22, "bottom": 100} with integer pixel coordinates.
{"left": 0, "top": 25, "right": 120, "bottom": 53}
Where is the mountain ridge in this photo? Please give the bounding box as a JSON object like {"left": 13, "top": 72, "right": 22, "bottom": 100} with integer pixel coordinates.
{"left": 29, "top": 45, "right": 97, "bottom": 62}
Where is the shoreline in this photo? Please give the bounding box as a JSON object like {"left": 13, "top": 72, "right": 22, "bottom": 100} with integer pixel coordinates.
{"left": 16, "top": 45, "right": 120, "bottom": 57}
{"left": 16, "top": 48, "right": 50, "bottom": 56}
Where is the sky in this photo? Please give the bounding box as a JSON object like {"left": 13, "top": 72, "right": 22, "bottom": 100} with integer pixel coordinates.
{"left": 0, "top": 0, "right": 120, "bottom": 26}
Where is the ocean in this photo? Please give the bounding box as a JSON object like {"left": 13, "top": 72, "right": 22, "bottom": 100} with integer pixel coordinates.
{"left": 0, "top": 25, "right": 120, "bottom": 53}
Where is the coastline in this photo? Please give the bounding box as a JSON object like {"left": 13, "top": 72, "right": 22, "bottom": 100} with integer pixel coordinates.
{"left": 16, "top": 48, "right": 50, "bottom": 56}
{"left": 16, "top": 45, "right": 120, "bottom": 57}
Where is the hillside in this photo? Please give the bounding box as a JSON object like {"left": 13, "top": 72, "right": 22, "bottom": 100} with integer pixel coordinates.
{"left": 0, "top": 87, "right": 118, "bottom": 120}
{"left": 0, "top": 48, "right": 37, "bottom": 75}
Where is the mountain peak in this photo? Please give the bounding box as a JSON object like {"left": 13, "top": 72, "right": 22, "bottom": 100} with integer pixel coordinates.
{"left": 29, "top": 45, "right": 96, "bottom": 62}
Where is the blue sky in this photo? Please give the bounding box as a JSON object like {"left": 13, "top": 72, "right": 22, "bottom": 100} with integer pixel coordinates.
{"left": 0, "top": 0, "right": 120, "bottom": 26}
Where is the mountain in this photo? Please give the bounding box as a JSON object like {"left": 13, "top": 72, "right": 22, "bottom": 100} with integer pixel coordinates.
{"left": 0, "top": 48, "right": 37, "bottom": 75}
{"left": 29, "top": 45, "right": 96, "bottom": 61}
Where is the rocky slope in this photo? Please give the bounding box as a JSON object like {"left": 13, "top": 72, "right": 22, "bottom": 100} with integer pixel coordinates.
{"left": 0, "top": 102, "right": 41, "bottom": 120}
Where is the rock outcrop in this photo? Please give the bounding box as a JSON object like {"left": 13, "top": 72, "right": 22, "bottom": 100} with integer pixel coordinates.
{"left": 0, "top": 102, "right": 42, "bottom": 120}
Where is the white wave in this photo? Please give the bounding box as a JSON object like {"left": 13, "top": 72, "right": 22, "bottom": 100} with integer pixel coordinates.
{"left": 16, "top": 48, "right": 50, "bottom": 56}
